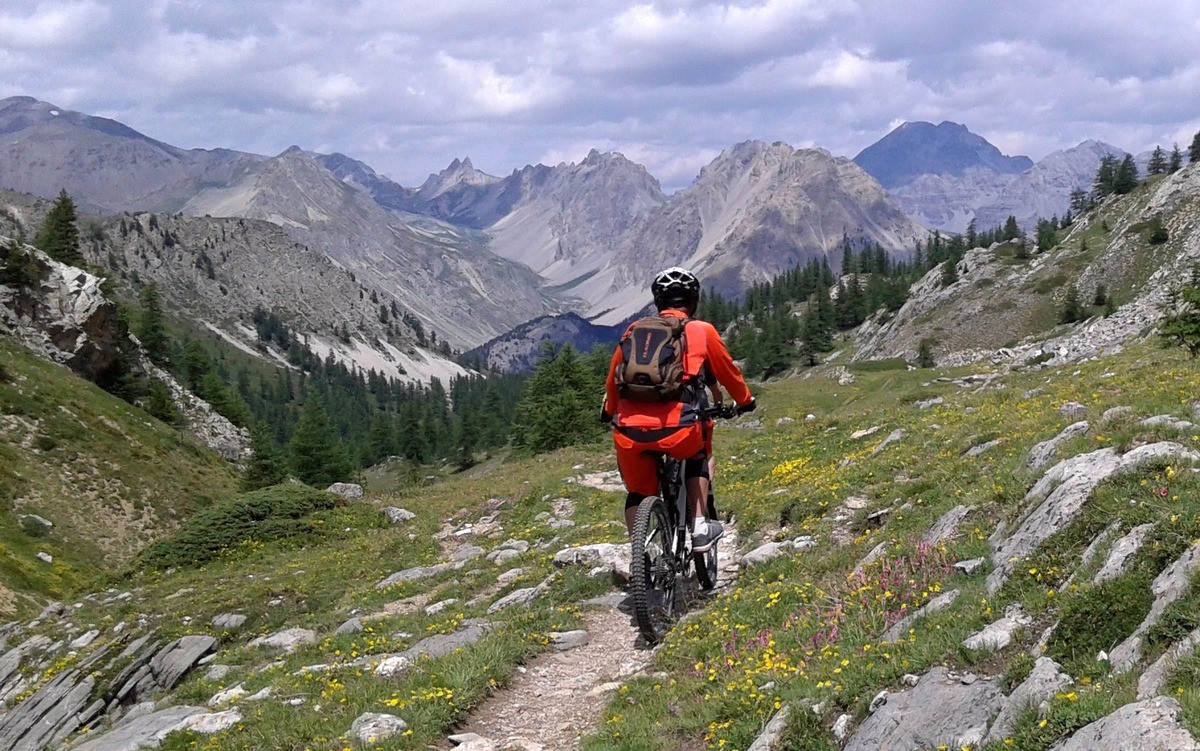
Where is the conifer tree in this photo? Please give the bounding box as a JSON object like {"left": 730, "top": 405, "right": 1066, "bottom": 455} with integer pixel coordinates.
{"left": 0, "top": 239, "right": 40, "bottom": 289}
{"left": 243, "top": 423, "right": 288, "bottom": 490}
{"left": 917, "top": 339, "right": 935, "bottom": 368}
{"left": 288, "top": 394, "right": 353, "bottom": 486}
{"left": 1190, "top": 131, "right": 1200, "bottom": 164}
{"left": 34, "top": 189, "right": 82, "bottom": 266}
{"left": 1147, "top": 146, "right": 1168, "bottom": 175}
{"left": 1060, "top": 285, "right": 1085, "bottom": 324}
{"left": 514, "top": 345, "right": 602, "bottom": 453}
{"left": 136, "top": 283, "right": 171, "bottom": 366}
{"left": 1114, "top": 154, "right": 1139, "bottom": 194}
{"left": 142, "top": 379, "right": 182, "bottom": 425}
{"left": 1169, "top": 144, "right": 1184, "bottom": 173}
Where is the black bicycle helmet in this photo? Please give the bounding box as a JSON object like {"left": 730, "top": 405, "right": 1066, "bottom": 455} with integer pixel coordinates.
{"left": 651, "top": 266, "right": 700, "bottom": 313}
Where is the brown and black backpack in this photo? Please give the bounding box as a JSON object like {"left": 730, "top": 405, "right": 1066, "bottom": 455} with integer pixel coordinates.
{"left": 615, "top": 315, "right": 690, "bottom": 402}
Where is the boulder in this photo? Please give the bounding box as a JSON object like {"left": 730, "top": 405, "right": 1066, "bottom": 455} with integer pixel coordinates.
{"left": 843, "top": 667, "right": 1003, "bottom": 751}
{"left": 881, "top": 590, "right": 960, "bottom": 643}
{"left": 923, "top": 504, "right": 971, "bottom": 544}
{"left": 325, "top": 483, "right": 364, "bottom": 500}
{"left": 1094, "top": 523, "right": 1155, "bottom": 584}
{"left": 382, "top": 507, "right": 416, "bottom": 523}
{"left": 553, "top": 544, "right": 630, "bottom": 579}
{"left": 69, "top": 705, "right": 206, "bottom": 751}
{"left": 747, "top": 704, "right": 791, "bottom": 750}
{"left": 248, "top": 628, "right": 317, "bottom": 653}
{"left": 985, "top": 657, "right": 1072, "bottom": 743}
{"left": 1026, "top": 421, "right": 1090, "bottom": 471}
{"left": 1138, "top": 626, "right": 1200, "bottom": 700}
{"left": 211, "top": 613, "right": 247, "bottom": 631}
{"left": 350, "top": 712, "right": 409, "bottom": 745}
{"left": 1111, "top": 541, "right": 1200, "bottom": 672}
{"left": 1051, "top": 697, "right": 1200, "bottom": 750}
{"left": 962, "top": 604, "right": 1032, "bottom": 653}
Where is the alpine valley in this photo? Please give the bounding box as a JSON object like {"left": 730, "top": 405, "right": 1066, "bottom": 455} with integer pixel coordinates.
{"left": 5, "top": 92, "right": 1200, "bottom": 751}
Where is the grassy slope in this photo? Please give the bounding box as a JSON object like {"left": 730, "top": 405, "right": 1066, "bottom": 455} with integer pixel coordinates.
{"left": 14, "top": 337, "right": 1200, "bottom": 751}
{"left": 0, "top": 337, "right": 239, "bottom": 617}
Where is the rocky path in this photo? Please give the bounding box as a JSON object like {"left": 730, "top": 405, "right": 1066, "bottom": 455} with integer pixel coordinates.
{"left": 445, "top": 524, "right": 742, "bottom": 750}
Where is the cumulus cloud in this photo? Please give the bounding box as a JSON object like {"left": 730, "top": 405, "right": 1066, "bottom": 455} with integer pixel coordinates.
{"left": 0, "top": 0, "right": 1197, "bottom": 191}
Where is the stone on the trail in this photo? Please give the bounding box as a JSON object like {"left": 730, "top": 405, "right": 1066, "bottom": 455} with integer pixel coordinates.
{"left": 1111, "top": 541, "right": 1200, "bottom": 672}
{"left": 453, "top": 545, "right": 485, "bottom": 562}
{"left": 488, "top": 549, "right": 521, "bottom": 566}
{"left": 1094, "top": 523, "right": 1155, "bottom": 584}
{"left": 211, "top": 613, "right": 247, "bottom": 630}
{"left": 987, "top": 442, "right": 1200, "bottom": 594}
{"left": 425, "top": 599, "right": 458, "bottom": 616}
{"left": 203, "top": 664, "right": 231, "bottom": 682}
{"left": 547, "top": 630, "right": 590, "bottom": 651}
{"left": 497, "top": 568, "right": 524, "bottom": 585}
{"left": 962, "top": 604, "right": 1032, "bottom": 653}
{"left": 553, "top": 544, "right": 631, "bottom": 579}
{"left": 1027, "top": 421, "right": 1090, "bottom": 472}
{"left": 881, "top": 590, "right": 960, "bottom": 643}
{"left": 870, "top": 429, "right": 905, "bottom": 457}
{"left": 1138, "top": 626, "right": 1200, "bottom": 699}
{"left": 183, "top": 709, "right": 242, "bottom": 734}
{"left": 1052, "top": 696, "right": 1200, "bottom": 751}
{"left": 376, "top": 561, "right": 458, "bottom": 589}
{"left": 336, "top": 617, "right": 364, "bottom": 635}
{"left": 984, "top": 656, "right": 1072, "bottom": 743}
{"left": 248, "top": 627, "right": 317, "bottom": 653}
{"left": 832, "top": 713, "right": 852, "bottom": 742}
{"left": 70, "top": 629, "right": 100, "bottom": 650}
{"left": 1058, "top": 402, "right": 1089, "bottom": 420}
{"left": 487, "top": 582, "right": 548, "bottom": 615}
{"left": 842, "top": 667, "right": 1003, "bottom": 751}
{"left": 151, "top": 635, "right": 219, "bottom": 690}
{"left": 741, "top": 541, "right": 794, "bottom": 567}
{"left": 923, "top": 504, "right": 971, "bottom": 544}
{"left": 374, "top": 623, "right": 491, "bottom": 677}
{"left": 966, "top": 439, "right": 1001, "bottom": 457}
{"left": 449, "top": 732, "right": 490, "bottom": 745}
{"left": 326, "top": 482, "right": 364, "bottom": 499}
{"left": 382, "top": 507, "right": 416, "bottom": 523}
{"left": 747, "top": 704, "right": 791, "bottom": 750}
{"left": 207, "top": 683, "right": 247, "bottom": 707}
{"left": 70, "top": 705, "right": 206, "bottom": 751}
{"left": 1141, "top": 415, "right": 1200, "bottom": 433}
{"left": 351, "top": 712, "right": 409, "bottom": 745}
{"left": 954, "top": 558, "right": 985, "bottom": 575}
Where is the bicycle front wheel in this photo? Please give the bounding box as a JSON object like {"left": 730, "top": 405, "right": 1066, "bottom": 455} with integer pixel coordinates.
{"left": 630, "top": 495, "right": 677, "bottom": 643}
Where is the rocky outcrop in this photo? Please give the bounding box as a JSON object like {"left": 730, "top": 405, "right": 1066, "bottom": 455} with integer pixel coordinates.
{"left": 0, "top": 239, "right": 249, "bottom": 461}
{"left": 1051, "top": 696, "right": 1200, "bottom": 751}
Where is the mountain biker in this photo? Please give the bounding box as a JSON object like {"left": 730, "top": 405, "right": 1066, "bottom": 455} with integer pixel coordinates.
{"left": 601, "top": 266, "right": 756, "bottom": 553}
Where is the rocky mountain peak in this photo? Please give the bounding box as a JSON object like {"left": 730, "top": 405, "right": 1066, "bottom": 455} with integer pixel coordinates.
{"left": 854, "top": 120, "right": 1034, "bottom": 189}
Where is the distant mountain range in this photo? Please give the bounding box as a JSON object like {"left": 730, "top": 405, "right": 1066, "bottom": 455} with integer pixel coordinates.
{"left": 0, "top": 95, "right": 1141, "bottom": 371}
{"left": 854, "top": 120, "right": 1126, "bottom": 233}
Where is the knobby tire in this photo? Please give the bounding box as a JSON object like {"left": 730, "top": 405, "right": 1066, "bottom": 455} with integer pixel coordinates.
{"left": 630, "top": 495, "right": 675, "bottom": 643}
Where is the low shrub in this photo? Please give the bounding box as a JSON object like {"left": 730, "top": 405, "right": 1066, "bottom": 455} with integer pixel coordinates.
{"left": 137, "top": 484, "right": 343, "bottom": 570}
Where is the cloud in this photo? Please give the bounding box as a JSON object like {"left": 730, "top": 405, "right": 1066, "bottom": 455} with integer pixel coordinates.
{"left": 0, "top": 0, "right": 1197, "bottom": 192}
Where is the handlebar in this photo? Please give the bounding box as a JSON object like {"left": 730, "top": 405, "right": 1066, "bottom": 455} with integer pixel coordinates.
{"left": 702, "top": 403, "right": 739, "bottom": 420}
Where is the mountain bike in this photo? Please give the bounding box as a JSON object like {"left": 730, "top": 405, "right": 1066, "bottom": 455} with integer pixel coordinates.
{"left": 629, "top": 403, "right": 737, "bottom": 644}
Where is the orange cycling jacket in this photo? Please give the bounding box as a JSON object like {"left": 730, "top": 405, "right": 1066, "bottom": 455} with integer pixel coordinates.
{"left": 603, "top": 308, "right": 752, "bottom": 431}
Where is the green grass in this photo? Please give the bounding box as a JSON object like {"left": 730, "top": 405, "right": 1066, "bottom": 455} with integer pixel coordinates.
{"left": 11, "top": 335, "right": 1200, "bottom": 751}
{"left": 0, "top": 337, "right": 239, "bottom": 615}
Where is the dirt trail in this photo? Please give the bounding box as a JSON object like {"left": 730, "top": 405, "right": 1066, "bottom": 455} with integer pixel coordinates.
{"left": 448, "top": 525, "right": 742, "bottom": 749}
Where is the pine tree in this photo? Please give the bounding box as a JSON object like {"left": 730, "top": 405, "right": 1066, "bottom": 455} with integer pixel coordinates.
{"left": 136, "top": 283, "right": 171, "bottom": 366}
{"left": 1093, "top": 155, "right": 1118, "bottom": 198}
{"left": 1169, "top": 144, "right": 1184, "bottom": 173}
{"left": 243, "top": 423, "right": 288, "bottom": 490}
{"left": 1114, "top": 154, "right": 1139, "bottom": 194}
{"left": 1060, "top": 285, "right": 1085, "bottom": 324}
{"left": 1190, "top": 130, "right": 1200, "bottom": 164}
{"left": 940, "top": 257, "right": 958, "bottom": 287}
{"left": 142, "top": 379, "right": 182, "bottom": 426}
{"left": 34, "top": 189, "right": 82, "bottom": 266}
{"left": 1147, "top": 146, "right": 1168, "bottom": 175}
{"left": 514, "top": 345, "right": 603, "bottom": 453}
{"left": 1093, "top": 284, "right": 1108, "bottom": 307}
{"left": 917, "top": 339, "right": 935, "bottom": 368}
{"left": 0, "top": 239, "right": 40, "bottom": 289}
{"left": 1002, "top": 216, "right": 1021, "bottom": 242}
{"left": 288, "top": 395, "right": 353, "bottom": 486}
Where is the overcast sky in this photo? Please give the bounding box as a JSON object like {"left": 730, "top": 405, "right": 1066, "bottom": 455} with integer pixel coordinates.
{"left": 2, "top": 0, "right": 1198, "bottom": 191}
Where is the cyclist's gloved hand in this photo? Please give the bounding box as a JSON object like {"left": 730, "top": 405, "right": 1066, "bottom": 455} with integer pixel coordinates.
{"left": 736, "top": 397, "right": 757, "bottom": 415}
{"left": 599, "top": 409, "right": 613, "bottom": 426}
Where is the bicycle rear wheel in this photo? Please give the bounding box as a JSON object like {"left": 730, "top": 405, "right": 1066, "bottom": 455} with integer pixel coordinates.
{"left": 630, "top": 495, "right": 677, "bottom": 643}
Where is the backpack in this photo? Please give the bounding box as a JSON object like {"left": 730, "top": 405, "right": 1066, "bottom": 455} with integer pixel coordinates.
{"left": 616, "top": 315, "right": 690, "bottom": 402}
